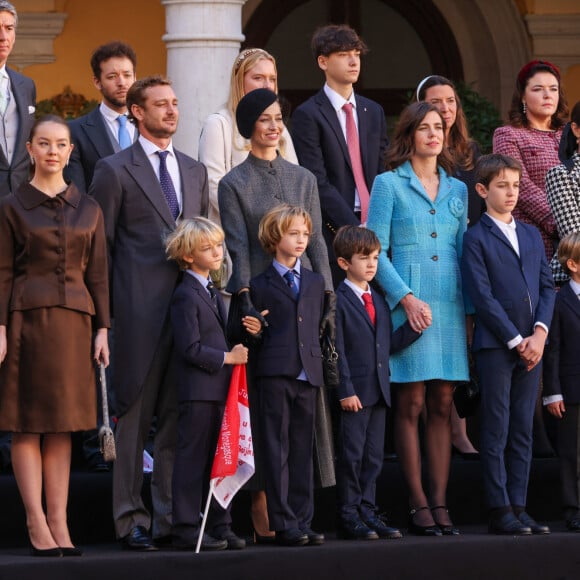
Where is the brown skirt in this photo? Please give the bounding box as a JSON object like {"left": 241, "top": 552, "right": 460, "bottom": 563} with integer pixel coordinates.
{"left": 0, "top": 307, "right": 96, "bottom": 433}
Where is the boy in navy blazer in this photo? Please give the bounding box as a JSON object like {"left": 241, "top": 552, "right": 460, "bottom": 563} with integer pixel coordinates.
{"left": 249, "top": 205, "right": 326, "bottom": 547}
{"left": 165, "top": 217, "right": 255, "bottom": 551}
{"left": 461, "top": 154, "right": 555, "bottom": 536}
{"left": 333, "top": 226, "right": 421, "bottom": 540}
{"left": 543, "top": 232, "right": 580, "bottom": 532}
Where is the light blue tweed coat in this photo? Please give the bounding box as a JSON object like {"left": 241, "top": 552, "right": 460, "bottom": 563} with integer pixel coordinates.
{"left": 367, "top": 161, "right": 469, "bottom": 383}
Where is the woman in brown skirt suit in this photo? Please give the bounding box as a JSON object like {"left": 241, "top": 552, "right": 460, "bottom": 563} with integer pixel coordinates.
{"left": 0, "top": 115, "right": 110, "bottom": 556}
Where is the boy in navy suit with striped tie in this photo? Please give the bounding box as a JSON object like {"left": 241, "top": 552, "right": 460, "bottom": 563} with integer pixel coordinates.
{"left": 333, "top": 225, "right": 421, "bottom": 540}
{"left": 544, "top": 232, "right": 580, "bottom": 532}
{"left": 248, "top": 204, "right": 326, "bottom": 547}
{"left": 165, "top": 217, "right": 258, "bottom": 551}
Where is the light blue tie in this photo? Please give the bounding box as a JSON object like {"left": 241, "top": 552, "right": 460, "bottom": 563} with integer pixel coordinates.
{"left": 117, "top": 115, "right": 132, "bottom": 149}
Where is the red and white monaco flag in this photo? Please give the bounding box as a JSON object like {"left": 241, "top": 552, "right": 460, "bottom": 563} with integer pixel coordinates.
{"left": 210, "top": 364, "right": 255, "bottom": 509}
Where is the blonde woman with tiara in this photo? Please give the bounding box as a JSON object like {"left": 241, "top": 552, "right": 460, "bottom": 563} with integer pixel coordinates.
{"left": 199, "top": 48, "right": 297, "bottom": 229}
{"left": 198, "top": 48, "right": 297, "bottom": 543}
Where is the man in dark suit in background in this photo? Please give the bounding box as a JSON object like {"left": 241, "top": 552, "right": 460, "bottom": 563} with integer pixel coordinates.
{"left": 66, "top": 42, "right": 138, "bottom": 471}
{"left": 0, "top": 0, "right": 36, "bottom": 472}
{"left": 90, "top": 76, "right": 209, "bottom": 551}
{"left": 291, "top": 24, "right": 387, "bottom": 286}
{"left": 0, "top": 0, "right": 36, "bottom": 198}
{"left": 66, "top": 41, "right": 137, "bottom": 192}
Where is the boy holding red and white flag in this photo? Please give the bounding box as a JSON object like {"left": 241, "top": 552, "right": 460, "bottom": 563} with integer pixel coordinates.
{"left": 165, "top": 218, "right": 262, "bottom": 551}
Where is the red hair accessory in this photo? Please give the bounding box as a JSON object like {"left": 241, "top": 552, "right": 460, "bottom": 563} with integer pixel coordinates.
{"left": 517, "top": 60, "right": 560, "bottom": 86}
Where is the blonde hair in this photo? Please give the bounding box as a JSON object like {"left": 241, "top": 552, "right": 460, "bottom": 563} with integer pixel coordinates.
{"left": 258, "top": 205, "right": 313, "bottom": 256}
{"left": 165, "top": 217, "right": 225, "bottom": 270}
{"left": 558, "top": 232, "right": 580, "bottom": 276}
{"left": 227, "top": 48, "right": 287, "bottom": 157}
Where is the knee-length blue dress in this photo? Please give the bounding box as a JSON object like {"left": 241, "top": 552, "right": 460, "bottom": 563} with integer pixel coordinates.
{"left": 367, "top": 161, "right": 469, "bottom": 383}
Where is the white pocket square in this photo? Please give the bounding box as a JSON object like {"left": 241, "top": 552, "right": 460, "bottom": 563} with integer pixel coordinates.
{"left": 28, "top": 105, "right": 35, "bottom": 114}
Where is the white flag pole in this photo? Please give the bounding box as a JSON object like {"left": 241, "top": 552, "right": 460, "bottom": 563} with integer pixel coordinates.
{"left": 195, "top": 479, "right": 216, "bottom": 554}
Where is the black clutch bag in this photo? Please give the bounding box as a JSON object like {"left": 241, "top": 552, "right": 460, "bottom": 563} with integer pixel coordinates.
{"left": 321, "top": 334, "right": 339, "bottom": 387}
{"left": 453, "top": 352, "right": 480, "bottom": 418}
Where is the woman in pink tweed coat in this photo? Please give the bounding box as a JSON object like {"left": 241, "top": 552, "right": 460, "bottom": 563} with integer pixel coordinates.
{"left": 493, "top": 60, "right": 569, "bottom": 261}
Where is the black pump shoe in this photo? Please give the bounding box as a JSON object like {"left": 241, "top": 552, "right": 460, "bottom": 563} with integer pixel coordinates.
{"left": 408, "top": 507, "right": 442, "bottom": 537}
{"left": 430, "top": 506, "right": 460, "bottom": 535}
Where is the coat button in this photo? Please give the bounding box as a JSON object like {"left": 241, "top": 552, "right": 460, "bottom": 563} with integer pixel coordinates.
{"left": 429, "top": 209, "right": 436, "bottom": 215}
{"left": 432, "top": 255, "right": 438, "bottom": 261}
{"left": 378, "top": 363, "right": 382, "bottom": 368}
{"left": 299, "top": 342, "right": 304, "bottom": 348}
{"left": 431, "top": 232, "right": 437, "bottom": 238}
{"left": 298, "top": 316, "right": 303, "bottom": 322}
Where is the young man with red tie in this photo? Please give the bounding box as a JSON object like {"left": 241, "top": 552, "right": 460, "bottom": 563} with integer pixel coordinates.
{"left": 291, "top": 24, "right": 388, "bottom": 286}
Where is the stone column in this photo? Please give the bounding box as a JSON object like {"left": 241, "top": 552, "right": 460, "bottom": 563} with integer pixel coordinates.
{"left": 162, "top": 0, "right": 246, "bottom": 158}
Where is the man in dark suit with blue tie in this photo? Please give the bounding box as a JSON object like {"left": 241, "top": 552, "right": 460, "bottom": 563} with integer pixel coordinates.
{"left": 90, "top": 76, "right": 209, "bottom": 551}
{"left": 0, "top": 0, "right": 36, "bottom": 198}
{"left": 291, "top": 24, "right": 388, "bottom": 286}
{"left": 462, "top": 154, "right": 555, "bottom": 536}
{"left": 66, "top": 41, "right": 137, "bottom": 192}
{"left": 333, "top": 226, "right": 421, "bottom": 540}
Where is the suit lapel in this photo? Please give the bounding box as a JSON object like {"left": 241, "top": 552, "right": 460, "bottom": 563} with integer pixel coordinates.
{"left": 176, "top": 150, "right": 196, "bottom": 218}
{"left": 265, "top": 265, "right": 297, "bottom": 302}
{"left": 188, "top": 274, "right": 224, "bottom": 327}
{"left": 126, "top": 141, "right": 176, "bottom": 228}
{"left": 481, "top": 213, "right": 519, "bottom": 257}
{"left": 83, "top": 108, "right": 118, "bottom": 158}
{"left": 315, "top": 90, "right": 351, "bottom": 168}
{"left": 341, "top": 283, "right": 375, "bottom": 331}
{"left": 355, "top": 95, "right": 370, "bottom": 183}
{"left": 560, "top": 283, "right": 580, "bottom": 320}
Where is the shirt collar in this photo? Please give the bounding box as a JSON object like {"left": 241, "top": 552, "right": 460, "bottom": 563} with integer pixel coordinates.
{"left": 569, "top": 278, "right": 580, "bottom": 297}
{"left": 343, "top": 277, "right": 370, "bottom": 300}
{"left": 99, "top": 102, "right": 129, "bottom": 123}
{"left": 272, "top": 258, "right": 301, "bottom": 278}
{"left": 486, "top": 212, "right": 517, "bottom": 231}
{"left": 186, "top": 269, "right": 211, "bottom": 289}
{"left": 138, "top": 135, "right": 175, "bottom": 158}
{"left": 324, "top": 83, "right": 356, "bottom": 113}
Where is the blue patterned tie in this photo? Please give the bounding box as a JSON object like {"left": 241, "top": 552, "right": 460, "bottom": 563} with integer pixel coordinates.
{"left": 156, "top": 150, "right": 180, "bottom": 220}
{"left": 283, "top": 270, "right": 299, "bottom": 299}
{"left": 117, "top": 115, "right": 132, "bottom": 149}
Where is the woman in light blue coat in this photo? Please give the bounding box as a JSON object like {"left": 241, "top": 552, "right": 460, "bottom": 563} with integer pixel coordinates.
{"left": 367, "top": 102, "right": 468, "bottom": 536}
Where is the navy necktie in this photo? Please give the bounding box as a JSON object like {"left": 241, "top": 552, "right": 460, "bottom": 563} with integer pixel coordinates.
{"left": 283, "top": 270, "right": 299, "bottom": 299}
{"left": 156, "top": 150, "right": 180, "bottom": 220}
{"left": 117, "top": 115, "right": 132, "bottom": 149}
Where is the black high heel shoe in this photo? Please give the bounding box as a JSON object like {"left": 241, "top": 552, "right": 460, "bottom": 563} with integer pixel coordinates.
{"left": 408, "top": 507, "right": 442, "bottom": 537}
{"left": 431, "top": 506, "right": 460, "bottom": 535}
{"left": 60, "top": 546, "right": 83, "bottom": 556}
{"left": 30, "top": 545, "right": 62, "bottom": 557}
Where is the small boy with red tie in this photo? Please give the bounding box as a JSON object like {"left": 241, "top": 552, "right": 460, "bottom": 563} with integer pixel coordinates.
{"left": 333, "top": 225, "right": 421, "bottom": 539}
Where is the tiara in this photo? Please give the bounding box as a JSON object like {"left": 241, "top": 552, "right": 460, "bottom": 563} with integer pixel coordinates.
{"left": 234, "top": 48, "right": 266, "bottom": 72}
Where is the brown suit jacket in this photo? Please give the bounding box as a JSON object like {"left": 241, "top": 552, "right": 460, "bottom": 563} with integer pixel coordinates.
{"left": 0, "top": 182, "right": 109, "bottom": 328}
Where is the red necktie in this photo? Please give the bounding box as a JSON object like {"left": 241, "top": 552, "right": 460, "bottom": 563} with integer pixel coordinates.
{"left": 362, "top": 292, "right": 375, "bottom": 326}
{"left": 342, "top": 102, "right": 370, "bottom": 223}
